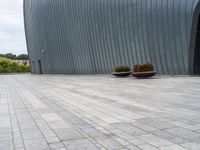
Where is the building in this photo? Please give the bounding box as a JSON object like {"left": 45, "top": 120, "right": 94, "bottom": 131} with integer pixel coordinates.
{"left": 24, "top": 0, "right": 200, "bottom": 75}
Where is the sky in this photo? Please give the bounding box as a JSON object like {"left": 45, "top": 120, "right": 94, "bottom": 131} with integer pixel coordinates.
{"left": 0, "top": 0, "right": 27, "bottom": 55}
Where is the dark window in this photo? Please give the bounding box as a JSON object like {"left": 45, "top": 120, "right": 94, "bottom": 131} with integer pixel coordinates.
{"left": 38, "top": 60, "right": 43, "bottom": 74}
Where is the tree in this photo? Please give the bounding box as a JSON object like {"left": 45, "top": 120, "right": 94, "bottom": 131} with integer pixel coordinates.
{"left": 4, "top": 53, "right": 17, "bottom": 60}
{"left": 17, "top": 54, "right": 29, "bottom": 60}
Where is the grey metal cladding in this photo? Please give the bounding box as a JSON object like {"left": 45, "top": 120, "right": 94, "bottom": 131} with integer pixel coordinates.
{"left": 24, "top": 0, "right": 199, "bottom": 74}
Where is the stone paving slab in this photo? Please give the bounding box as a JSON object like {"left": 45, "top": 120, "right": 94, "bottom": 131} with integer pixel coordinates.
{"left": 0, "top": 74, "right": 200, "bottom": 150}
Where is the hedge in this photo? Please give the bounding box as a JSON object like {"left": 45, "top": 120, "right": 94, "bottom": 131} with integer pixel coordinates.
{"left": 0, "top": 57, "right": 30, "bottom": 73}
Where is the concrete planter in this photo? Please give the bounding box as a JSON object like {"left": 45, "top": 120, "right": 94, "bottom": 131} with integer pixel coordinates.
{"left": 132, "top": 71, "right": 157, "bottom": 78}
{"left": 112, "top": 71, "right": 131, "bottom": 77}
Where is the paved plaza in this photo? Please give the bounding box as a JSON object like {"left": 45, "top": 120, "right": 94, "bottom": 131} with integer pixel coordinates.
{"left": 0, "top": 74, "right": 200, "bottom": 150}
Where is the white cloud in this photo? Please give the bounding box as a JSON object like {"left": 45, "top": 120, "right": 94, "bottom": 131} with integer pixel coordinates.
{"left": 0, "top": 0, "right": 27, "bottom": 54}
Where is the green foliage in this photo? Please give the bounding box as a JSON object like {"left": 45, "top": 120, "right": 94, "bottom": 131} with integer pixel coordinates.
{"left": 0, "top": 53, "right": 29, "bottom": 60}
{"left": 3, "top": 53, "right": 17, "bottom": 60}
{"left": 113, "top": 65, "right": 130, "bottom": 72}
{"left": 17, "top": 54, "right": 29, "bottom": 60}
{"left": 0, "top": 57, "right": 30, "bottom": 73}
{"left": 133, "top": 63, "right": 154, "bottom": 72}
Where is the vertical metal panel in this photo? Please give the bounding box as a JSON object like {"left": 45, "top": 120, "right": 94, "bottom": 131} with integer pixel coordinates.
{"left": 24, "top": 0, "right": 199, "bottom": 75}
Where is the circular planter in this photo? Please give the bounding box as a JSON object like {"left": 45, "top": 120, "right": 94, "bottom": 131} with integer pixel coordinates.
{"left": 132, "top": 71, "right": 157, "bottom": 78}
{"left": 112, "top": 71, "right": 131, "bottom": 77}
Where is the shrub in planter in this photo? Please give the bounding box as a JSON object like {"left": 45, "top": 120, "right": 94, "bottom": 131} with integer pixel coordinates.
{"left": 113, "top": 65, "right": 130, "bottom": 72}
{"left": 133, "top": 63, "right": 154, "bottom": 72}
{"left": 112, "top": 65, "right": 131, "bottom": 77}
{"left": 132, "top": 63, "right": 156, "bottom": 78}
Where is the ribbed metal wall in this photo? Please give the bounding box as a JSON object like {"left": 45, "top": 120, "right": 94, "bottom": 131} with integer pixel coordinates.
{"left": 24, "top": 0, "right": 199, "bottom": 74}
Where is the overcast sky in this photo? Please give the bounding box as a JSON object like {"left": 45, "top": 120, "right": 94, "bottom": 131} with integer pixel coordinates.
{"left": 0, "top": 0, "right": 27, "bottom": 55}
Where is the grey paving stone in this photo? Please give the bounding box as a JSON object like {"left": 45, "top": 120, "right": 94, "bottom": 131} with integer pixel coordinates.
{"left": 17, "top": 114, "right": 33, "bottom": 122}
{"left": 13, "top": 137, "right": 24, "bottom": 149}
{"left": 152, "top": 130, "right": 190, "bottom": 144}
{"left": 138, "top": 144, "right": 158, "bottom": 150}
{"left": 19, "top": 122, "right": 38, "bottom": 132}
{"left": 138, "top": 118, "right": 176, "bottom": 130}
{"left": 181, "top": 142, "right": 200, "bottom": 150}
{"left": 128, "top": 137, "right": 147, "bottom": 146}
{"left": 49, "top": 142, "right": 64, "bottom": 149}
{"left": 110, "top": 129, "right": 133, "bottom": 140}
{"left": 159, "top": 144, "right": 188, "bottom": 150}
{"left": 24, "top": 138, "right": 49, "bottom": 150}
{"left": 0, "top": 127, "right": 12, "bottom": 134}
{"left": 137, "top": 134, "right": 173, "bottom": 147}
{"left": 164, "top": 127, "right": 200, "bottom": 141}
{"left": 82, "top": 128, "right": 104, "bottom": 138}
{"left": 125, "top": 144, "right": 141, "bottom": 150}
{"left": 115, "top": 138, "right": 130, "bottom": 146}
{"left": 70, "top": 118, "right": 92, "bottom": 129}
{"left": 170, "top": 120, "right": 200, "bottom": 131}
{"left": 63, "top": 138, "right": 99, "bottom": 150}
{"left": 21, "top": 130, "right": 43, "bottom": 140}
{"left": 41, "top": 113, "right": 63, "bottom": 122}
{"left": 95, "top": 136, "right": 125, "bottom": 149}
{"left": 1, "top": 75, "right": 200, "bottom": 150}
{"left": 46, "top": 136, "right": 60, "bottom": 143}
{"left": 131, "top": 121, "right": 157, "bottom": 132}
{"left": 0, "top": 140, "right": 14, "bottom": 150}
{"left": 54, "top": 128, "right": 83, "bottom": 141}
{"left": 53, "top": 148, "right": 67, "bottom": 150}
{"left": 0, "top": 133, "right": 12, "bottom": 141}
{"left": 0, "top": 121, "right": 11, "bottom": 128}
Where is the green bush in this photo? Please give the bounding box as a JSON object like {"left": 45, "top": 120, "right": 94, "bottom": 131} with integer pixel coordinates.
{"left": 0, "top": 57, "right": 30, "bottom": 73}
{"left": 113, "top": 65, "right": 130, "bottom": 72}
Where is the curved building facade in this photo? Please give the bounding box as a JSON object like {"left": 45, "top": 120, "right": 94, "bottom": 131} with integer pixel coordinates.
{"left": 24, "top": 0, "right": 200, "bottom": 75}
